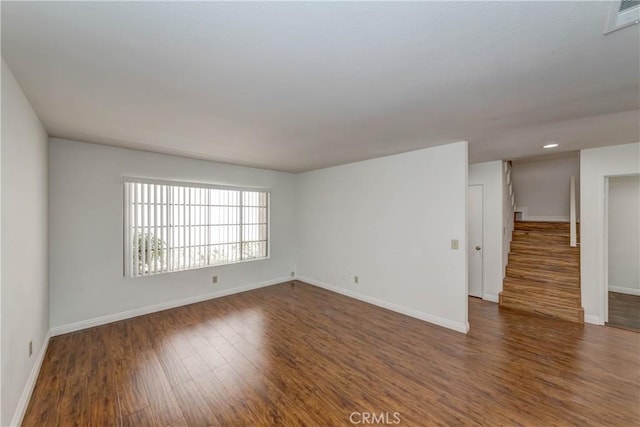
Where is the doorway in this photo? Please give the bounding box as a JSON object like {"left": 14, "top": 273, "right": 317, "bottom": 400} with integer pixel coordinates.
{"left": 606, "top": 174, "right": 640, "bottom": 331}
{"left": 468, "top": 184, "right": 483, "bottom": 298}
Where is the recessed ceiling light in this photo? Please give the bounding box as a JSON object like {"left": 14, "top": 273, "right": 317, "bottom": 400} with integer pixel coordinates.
{"left": 543, "top": 143, "right": 559, "bottom": 149}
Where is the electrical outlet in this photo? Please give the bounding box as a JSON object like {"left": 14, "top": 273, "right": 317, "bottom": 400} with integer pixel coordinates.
{"left": 354, "top": 275, "right": 359, "bottom": 284}
{"left": 290, "top": 271, "right": 295, "bottom": 277}
{"left": 451, "top": 239, "right": 459, "bottom": 250}
{"left": 212, "top": 275, "right": 218, "bottom": 284}
{"left": 29, "top": 341, "right": 33, "bottom": 357}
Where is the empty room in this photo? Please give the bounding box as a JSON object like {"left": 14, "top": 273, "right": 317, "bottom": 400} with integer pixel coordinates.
{"left": 1, "top": 1, "right": 639, "bottom": 426}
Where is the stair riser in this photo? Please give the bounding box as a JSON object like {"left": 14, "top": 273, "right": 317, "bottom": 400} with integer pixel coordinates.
{"left": 503, "top": 277, "right": 579, "bottom": 291}
{"left": 502, "top": 222, "right": 583, "bottom": 323}
{"left": 513, "top": 228, "right": 579, "bottom": 237}
{"left": 514, "top": 222, "right": 579, "bottom": 232}
{"left": 511, "top": 241, "right": 579, "bottom": 250}
{"left": 502, "top": 291, "right": 580, "bottom": 306}
{"left": 506, "top": 267, "right": 580, "bottom": 285}
{"left": 510, "top": 241, "right": 579, "bottom": 252}
{"left": 507, "top": 254, "right": 580, "bottom": 269}
{"left": 507, "top": 262, "right": 579, "bottom": 275}
{"left": 500, "top": 298, "right": 583, "bottom": 323}
{"left": 509, "top": 248, "right": 579, "bottom": 258}
{"left": 501, "top": 289, "right": 581, "bottom": 307}
{"left": 512, "top": 233, "right": 571, "bottom": 244}
{"left": 504, "top": 276, "right": 580, "bottom": 291}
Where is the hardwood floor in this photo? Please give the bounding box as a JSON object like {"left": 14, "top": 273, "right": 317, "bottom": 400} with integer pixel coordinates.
{"left": 608, "top": 291, "right": 640, "bottom": 332}
{"left": 24, "top": 282, "right": 639, "bottom": 426}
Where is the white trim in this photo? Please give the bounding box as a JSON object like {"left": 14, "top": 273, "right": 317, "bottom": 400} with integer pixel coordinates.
{"left": 10, "top": 332, "right": 51, "bottom": 427}
{"left": 50, "top": 277, "right": 289, "bottom": 336}
{"left": 585, "top": 314, "right": 604, "bottom": 326}
{"left": 604, "top": 1, "right": 640, "bottom": 34}
{"left": 609, "top": 286, "right": 640, "bottom": 296}
{"left": 298, "top": 276, "right": 470, "bottom": 334}
{"left": 570, "top": 176, "right": 577, "bottom": 247}
{"left": 603, "top": 177, "right": 610, "bottom": 323}
{"left": 468, "top": 184, "right": 484, "bottom": 299}
{"left": 482, "top": 293, "right": 499, "bottom": 303}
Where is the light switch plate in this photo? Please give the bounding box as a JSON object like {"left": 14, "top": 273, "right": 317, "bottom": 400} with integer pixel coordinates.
{"left": 451, "top": 239, "right": 459, "bottom": 250}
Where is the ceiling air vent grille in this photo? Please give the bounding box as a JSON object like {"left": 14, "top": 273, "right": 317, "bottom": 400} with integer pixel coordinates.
{"left": 605, "top": 0, "right": 640, "bottom": 34}
{"left": 619, "top": 0, "right": 640, "bottom": 12}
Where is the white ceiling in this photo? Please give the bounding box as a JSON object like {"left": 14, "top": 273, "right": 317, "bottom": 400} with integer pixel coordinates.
{"left": 2, "top": 1, "right": 639, "bottom": 172}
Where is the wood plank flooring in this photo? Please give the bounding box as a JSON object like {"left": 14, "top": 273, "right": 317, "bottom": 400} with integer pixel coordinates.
{"left": 24, "top": 282, "right": 640, "bottom": 426}
{"left": 608, "top": 291, "right": 640, "bottom": 332}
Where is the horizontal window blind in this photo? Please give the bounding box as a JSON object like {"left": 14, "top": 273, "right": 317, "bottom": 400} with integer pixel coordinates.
{"left": 124, "top": 179, "right": 269, "bottom": 277}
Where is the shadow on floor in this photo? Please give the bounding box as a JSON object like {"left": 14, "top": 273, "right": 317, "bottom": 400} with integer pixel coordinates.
{"left": 607, "top": 291, "right": 640, "bottom": 332}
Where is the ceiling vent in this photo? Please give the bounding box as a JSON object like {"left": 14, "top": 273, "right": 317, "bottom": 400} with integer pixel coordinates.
{"left": 619, "top": 0, "right": 640, "bottom": 12}
{"left": 605, "top": 0, "right": 640, "bottom": 34}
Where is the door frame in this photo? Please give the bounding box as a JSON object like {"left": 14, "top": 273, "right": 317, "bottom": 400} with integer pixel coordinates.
{"left": 604, "top": 176, "right": 610, "bottom": 323}
{"left": 603, "top": 173, "right": 640, "bottom": 324}
{"left": 468, "top": 184, "right": 484, "bottom": 299}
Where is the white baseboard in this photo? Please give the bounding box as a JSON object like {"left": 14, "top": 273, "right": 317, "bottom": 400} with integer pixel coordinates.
{"left": 483, "top": 293, "right": 499, "bottom": 303}
{"left": 585, "top": 314, "right": 604, "bottom": 326}
{"left": 11, "top": 332, "right": 51, "bottom": 427}
{"left": 50, "top": 276, "right": 290, "bottom": 336}
{"left": 609, "top": 286, "right": 640, "bottom": 296}
{"left": 298, "top": 276, "right": 469, "bottom": 334}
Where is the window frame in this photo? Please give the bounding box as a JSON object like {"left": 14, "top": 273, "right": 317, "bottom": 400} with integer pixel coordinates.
{"left": 123, "top": 177, "right": 270, "bottom": 278}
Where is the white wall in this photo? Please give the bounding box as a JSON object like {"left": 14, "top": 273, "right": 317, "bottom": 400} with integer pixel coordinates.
{"left": 512, "top": 154, "right": 580, "bottom": 221}
{"left": 468, "top": 161, "right": 504, "bottom": 303}
{"left": 1, "top": 59, "right": 49, "bottom": 427}
{"left": 48, "top": 138, "right": 296, "bottom": 330}
{"left": 608, "top": 175, "right": 640, "bottom": 296}
{"left": 295, "top": 142, "right": 469, "bottom": 333}
{"left": 581, "top": 142, "right": 640, "bottom": 325}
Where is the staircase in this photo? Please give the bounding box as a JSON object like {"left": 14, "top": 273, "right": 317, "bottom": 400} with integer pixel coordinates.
{"left": 499, "top": 221, "right": 584, "bottom": 323}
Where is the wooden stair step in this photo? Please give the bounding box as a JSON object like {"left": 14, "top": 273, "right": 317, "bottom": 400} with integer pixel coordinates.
{"left": 512, "top": 229, "right": 573, "bottom": 237}
{"left": 513, "top": 228, "right": 574, "bottom": 236}
{"left": 502, "top": 281, "right": 581, "bottom": 307}
{"left": 514, "top": 221, "right": 574, "bottom": 231}
{"left": 512, "top": 228, "right": 579, "bottom": 238}
{"left": 510, "top": 239, "right": 580, "bottom": 251}
{"left": 511, "top": 238, "right": 577, "bottom": 248}
{"left": 507, "top": 253, "right": 580, "bottom": 269}
{"left": 504, "top": 276, "right": 579, "bottom": 290}
{"left": 510, "top": 241, "right": 580, "bottom": 256}
{"left": 506, "top": 261, "right": 580, "bottom": 278}
{"left": 502, "top": 221, "right": 583, "bottom": 323}
{"left": 507, "top": 259, "right": 579, "bottom": 275}
{"left": 514, "top": 221, "right": 579, "bottom": 231}
{"left": 512, "top": 231, "right": 571, "bottom": 244}
{"left": 499, "top": 291, "right": 584, "bottom": 322}
{"left": 501, "top": 290, "right": 580, "bottom": 309}
{"left": 506, "top": 266, "right": 579, "bottom": 286}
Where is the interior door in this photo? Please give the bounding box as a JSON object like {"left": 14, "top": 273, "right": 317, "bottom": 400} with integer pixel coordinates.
{"left": 468, "top": 185, "right": 483, "bottom": 298}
